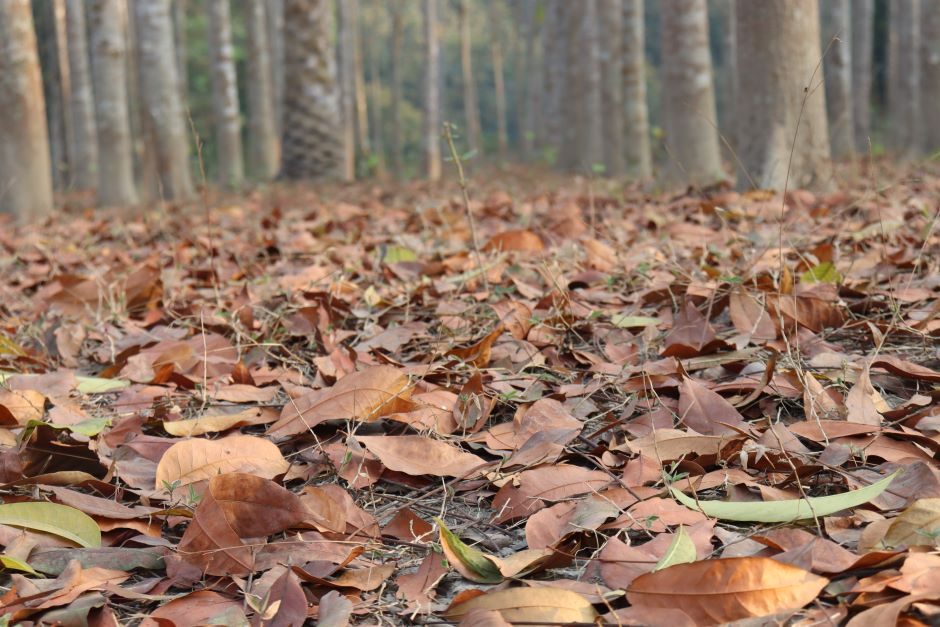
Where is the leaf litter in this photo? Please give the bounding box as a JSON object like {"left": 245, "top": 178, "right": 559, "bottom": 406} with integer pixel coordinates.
{"left": 0, "top": 177, "right": 938, "bottom": 625}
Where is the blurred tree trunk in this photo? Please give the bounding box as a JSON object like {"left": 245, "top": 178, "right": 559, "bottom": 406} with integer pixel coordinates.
{"left": 735, "top": 0, "right": 832, "bottom": 190}
{"left": 280, "top": 0, "right": 342, "bottom": 179}
{"left": 851, "top": 0, "right": 873, "bottom": 151}
{"left": 88, "top": 0, "right": 137, "bottom": 206}
{"left": 266, "top": 0, "right": 285, "bottom": 136}
{"left": 661, "top": 0, "right": 723, "bottom": 185}
{"left": 600, "top": 0, "right": 625, "bottom": 177}
{"left": 207, "top": 0, "right": 243, "bottom": 188}
{"left": 424, "top": 0, "right": 441, "bottom": 181}
{"left": 388, "top": 1, "right": 404, "bottom": 178}
{"left": 578, "top": 0, "right": 604, "bottom": 173}
{"left": 364, "top": 5, "right": 386, "bottom": 179}
{"left": 0, "top": 0, "right": 53, "bottom": 219}
{"left": 622, "top": 0, "right": 651, "bottom": 180}
{"left": 921, "top": 3, "right": 940, "bottom": 150}
{"left": 542, "top": 0, "right": 567, "bottom": 165}
{"left": 351, "top": 0, "right": 369, "bottom": 158}
{"left": 820, "top": 0, "right": 854, "bottom": 158}
{"left": 65, "top": 0, "right": 98, "bottom": 191}
{"left": 514, "top": 0, "right": 537, "bottom": 159}
{"left": 714, "top": 0, "right": 737, "bottom": 158}
{"left": 125, "top": 0, "right": 160, "bottom": 202}
{"left": 338, "top": 0, "right": 356, "bottom": 180}
{"left": 561, "top": 1, "right": 581, "bottom": 170}
{"left": 889, "top": 0, "right": 922, "bottom": 157}
{"left": 489, "top": 0, "right": 509, "bottom": 161}
{"left": 36, "top": 0, "right": 71, "bottom": 190}
{"left": 134, "top": 0, "right": 194, "bottom": 200}
{"left": 458, "top": 0, "right": 482, "bottom": 154}
{"left": 171, "top": 0, "right": 187, "bottom": 100}
{"left": 245, "top": 0, "right": 279, "bottom": 179}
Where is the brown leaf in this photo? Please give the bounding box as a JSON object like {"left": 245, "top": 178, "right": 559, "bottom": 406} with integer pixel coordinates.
{"left": 845, "top": 365, "right": 885, "bottom": 426}
{"left": 678, "top": 377, "right": 748, "bottom": 435}
{"left": 482, "top": 230, "right": 545, "bottom": 252}
{"left": 154, "top": 434, "right": 289, "bottom": 490}
{"left": 491, "top": 465, "right": 612, "bottom": 523}
{"left": 355, "top": 435, "right": 487, "bottom": 478}
{"left": 269, "top": 365, "right": 412, "bottom": 437}
{"left": 444, "top": 588, "right": 597, "bottom": 623}
{"left": 626, "top": 557, "right": 828, "bottom": 624}
{"left": 141, "top": 590, "right": 246, "bottom": 627}
{"left": 662, "top": 300, "right": 724, "bottom": 358}
{"left": 729, "top": 289, "right": 777, "bottom": 341}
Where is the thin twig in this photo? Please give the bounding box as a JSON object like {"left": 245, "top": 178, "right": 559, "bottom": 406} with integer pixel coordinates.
{"left": 443, "top": 122, "right": 489, "bottom": 292}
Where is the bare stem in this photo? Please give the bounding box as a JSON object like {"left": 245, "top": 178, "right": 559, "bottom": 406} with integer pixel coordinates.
{"left": 443, "top": 122, "right": 489, "bottom": 292}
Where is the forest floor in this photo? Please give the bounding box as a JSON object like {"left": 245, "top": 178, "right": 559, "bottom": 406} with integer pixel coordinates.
{"left": 0, "top": 163, "right": 938, "bottom": 625}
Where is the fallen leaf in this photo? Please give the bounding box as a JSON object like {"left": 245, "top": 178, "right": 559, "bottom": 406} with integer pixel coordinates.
{"left": 154, "top": 434, "right": 289, "bottom": 489}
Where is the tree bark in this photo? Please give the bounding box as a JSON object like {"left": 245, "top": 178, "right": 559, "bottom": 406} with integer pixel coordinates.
{"left": 245, "top": 0, "right": 279, "bottom": 180}
{"left": 206, "top": 0, "right": 243, "bottom": 187}
{"left": 424, "top": 0, "right": 441, "bottom": 181}
{"left": 458, "top": 0, "right": 483, "bottom": 154}
{"left": 515, "top": 0, "right": 537, "bottom": 159}
{"left": 851, "top": 0, "right": 873, "bottom": 151}
{"left": 541, "top": 0, "right": 567, "bottom": 165}
{"left": 65, "top": 0, "right": 98, "bottom": 191}
{"left": 266, "top": 0, "right": 285, "bottom": 136}
{"left": 389, "top": 1, "right": 404, "bottom": 178}
{"left": 87, "top": 0, "right": 137, "bottom": 206}
{"left": 0, "top": 0, "right": 54, "bottom": 219}
{"left": 600, "top": 0, "right": 625, "bottom": 177}
{"left": 350, "top": 0, "right": 369, "bottom": 157}
{"left": 622, "top": 0, "right": 651, "bottom": 180}
{"left": 661, "top": 0, "right": 723, "bottom": 185}
{"left": 735, "top": 0, "right": 832, "bottom": 190}
{"left": 134, "top": 0, "right": 194, "bottom": 200}
{"left": 171, "top": 0, "right": 187, "bottom": 100}
{"left": 820, "top": 0, "right": 854, "bottom": 158}
{"left": 921, "top": 2, "right": 940, "bottom": 150}
{"left": 280, "top": 0, "right": 342, "bottom": 180}
{"left": 35, "top": 0, "right": 71, "bottom": 190}
{"left": 490, "top": 0, "right": 509, "bottom": 161}
{"left": 889, "top": 0, "right": 922, "bottom": 157}
{"left": 579, "top": 0, "right": 604, "bottom": 173}
{"left": 338, "top": 0, "right": 356, "bottom": 180}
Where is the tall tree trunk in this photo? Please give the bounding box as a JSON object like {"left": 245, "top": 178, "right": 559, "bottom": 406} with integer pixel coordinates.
{"left": 714, "top": 0, "right": 737, "bottom": 158}
{"left": 851, "top": 0, "right": 873, "bottom": 152}
{"left": 542, "top": 0, "right": 567, "bottom": 164}
{"left": 88, "top": 0, "right": 137, "bottom": 206}
{"left": 561, "top": 1, "right": 583, "bottom": 170}
{"left": 125, "top": 0, "right": 160, "bottom": 202}
{"left": 458, "top": 0, "right": 483, "bottom": 154}
{"left": 514, "top": 0, "right": 536, "bottom": 159}
{"left": 661, "top": 0, "right": 723, "bottom": 185}
{"left": 0, "top": 0, "right": 53, "bottom": 219}
{"left": 622, "top": 0, "right": 651, "bottom": 180}
{"left": 579, "top": 0, "right": 604, "bottom": 173}
{"left": 171, "top": 0, "right": 187, "bottom": 100}
{"left": 280, "top": 0, "right": 342, "bottom": 179}
{"left": 490, "top": 0, "right": 509, "bottom": 161}
{"left": 889, "top": 0, "right": 922, "bottom": 157}
{"left": 65, "top": 0, "right": 98, "bottom": 191}
{"left": 206, "top": 0, "right": 243, "bottom": 187}
{"left": 735, "top": 0, "right": 832, "bottom": 190}
{"left": 921, "top": 2, "right": 940, "bottom": 150}
{"left": 350, "top": 0, "right": 369, "bottom": 157}
{"left": 245, "top": 0, "right": 279, "bottom": 179}
{"left": 820, "top": 0, "right": 854, "bottom": 158}
{"left": 389, "top": 1, "right": 404, "bottom": 178}
{"left": 266, "top": 0, "right": 285, "bottom": 136}
{"left": 134, "top": 0, "right": 194, "bottom": 200}
{"left": 338, "top": 0, "right": 356, "bottom": 180}
{"left": 600, "top": 0, "right": 625, "bottom": 177}
{"left": 364, "top": 5, "right": 386, "bottom": 179}
{"left": 423, "top": 0, "right": 441, "bottom": 181}
{"left": 36, "top": 0, "right": 71, "bottom": 190}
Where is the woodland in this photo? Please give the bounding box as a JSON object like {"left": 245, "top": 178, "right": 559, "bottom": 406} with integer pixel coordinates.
{"left": 0, "top": 0, "right": 939, "bottom": 625}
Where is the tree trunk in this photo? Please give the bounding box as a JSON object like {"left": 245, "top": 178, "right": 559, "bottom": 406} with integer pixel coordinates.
{"left": 579, "top": 0, "right": 604, "bottom": 173}
{"left": 515, "top": 0, "right": 537, "bottom": 159}
{"left": 423, "top": 0, "right": 441, "bottom": 181}
{"left": 0, "top": 0, "right": 53, "bottom": 219}
{"left": 490, "top": 0, "right": 509, "bottom": 161}
{"left": 134, "top": 0, "right": 194, "bottom": 200}
{"left": 889, "top": 0, "right": 922, "bottom": 157}
{"left": 561, "top": 1, "right": 583, "bottom": 170}
{"left": 735, "top": 0, "right": 832, "bottom": 190}
{"left": 87, "top": 0, "right": 137, "bottom": 206}
{"left": 171, "top": 0, "right": 187, "bottom": 100}
{"left": 245, "top": 0, "right": 279, "bottom": 179}
{"left": 350, "top": 0, "right": 369, "bottom": 157}
{"left": 280, "top": 0, "right": 342, "bottom": 180}
{"left": 266, "top": 0, "right": 285, "bottom": 136}
{"left": 65, "top": 0, "right": 98, "bottom": 191}
{"left": 125, "top": 0, "right": 160, "bottom": 203}
{"left": 714, "top": 0, "right": 737, "bottom": 158}
{"left": 389, "top": 1, "right": 404, "bottom": 178}
{"left": 921, "top": 2, "right": 940, "bottom": 150}
{"left": 622, "top": 0, "right": 651, "bottom": 180}
{"left": 851, "top": 0, "right": 873, "bottom": 151}
{"left": 661, "top": 0, "right": 723, "bottom": 185}
{"left": 36, "top": 0, "right": 71, "bottom": 190}
{"left": 600, "top": 0, "right": 625, "bottom": 177}
{"left": 458, "top": 0, "right": 482, "bottom": 154}
{"left": 542, "top": 0, "right": 567, "bottom": 164}
{"left": 206, "top": 0, "right": 243, "bottom": 187}
{"left": 338, "top": 0, "right": 356, "bottom": 180}
{"left": 364, "top": 5, "right": 385, "bottom": 179}
{"left": 820, "top": 0, "right": 854, "bottom": 158}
